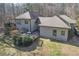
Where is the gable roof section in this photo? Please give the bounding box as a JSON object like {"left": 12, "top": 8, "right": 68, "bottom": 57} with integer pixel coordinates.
{"left": 39, "top": 16, "right": 70, "bottom": 29}
{"left": 15, "top": 12, "right": 31, "bottom": 19}
{"left": 15, "top": 11, "right": 39, "bottom": 20}
{"left": 59, "top": 15, "right": 76, "bottom": 24}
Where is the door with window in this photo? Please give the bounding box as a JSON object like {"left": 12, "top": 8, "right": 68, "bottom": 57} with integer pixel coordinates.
{"left": 60, "top": 30, "right": 66, "bottom": 40}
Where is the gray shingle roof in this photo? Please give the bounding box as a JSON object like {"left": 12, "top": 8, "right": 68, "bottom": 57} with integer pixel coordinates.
{"left": 39, "top": 16, "right": 71, "bottom": 29}
{"left": 15, "top": 11, "right": 39, "bottom": 20}
{"left": 59, "top": 15, "right": 76, "bottom": 24}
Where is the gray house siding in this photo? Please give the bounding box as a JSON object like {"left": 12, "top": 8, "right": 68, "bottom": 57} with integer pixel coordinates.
{"left": 16, "top": 19, "right": 37, "bottom": 32}
{"left": 16, "top": 20, "right": 30, "bottom": 32}
{"left": 40, "top": 26, "right": 69, "bottom": 41}
{"left": 31, "top": 20, "right": 37, "bottom": 32}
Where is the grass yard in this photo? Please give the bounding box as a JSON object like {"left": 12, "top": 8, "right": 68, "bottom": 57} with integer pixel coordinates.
{"left": 0, "top": 38, "right": 79, "bottom": 56}
{"left": 38, "top": 38, "right": 79, "bottom": 56}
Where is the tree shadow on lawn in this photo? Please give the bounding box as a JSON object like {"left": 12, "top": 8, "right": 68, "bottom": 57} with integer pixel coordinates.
{"left": 14, "top": 38, "right": 41, "bottom": 52}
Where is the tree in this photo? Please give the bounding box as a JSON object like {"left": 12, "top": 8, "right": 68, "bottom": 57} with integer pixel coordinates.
{"left": 23, "top": 3, "right": 32, "bottom": 12}
{"left": 0, "top": 4, "right": 5, "bottom": 26}
{"left": 12, "top": 3, "right": 15, "bottom": 19}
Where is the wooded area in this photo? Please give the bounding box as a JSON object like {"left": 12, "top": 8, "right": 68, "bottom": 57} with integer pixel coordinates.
{"left": 0, "top": 3, "right": 79, "bottom": 27}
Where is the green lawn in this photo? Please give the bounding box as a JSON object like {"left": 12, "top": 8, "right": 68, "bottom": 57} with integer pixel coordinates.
{"left": 40, "top": 38, "right": 79, "bottom": 56}
{"left": 0, "top": 38, "right": 79, "bottom": 56}
{"left": 42, "top": 39, "right": 62, "bottom": 56}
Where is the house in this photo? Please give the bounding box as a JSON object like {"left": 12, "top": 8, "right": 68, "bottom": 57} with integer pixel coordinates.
{"left": 38, "top": 16, "right": 71, "bottom": 41}
{"left": 14, "top": 11, "right": 76, "bottom": 41}
{"left": 15, "top": 11, "right": 39, "bottom": 33}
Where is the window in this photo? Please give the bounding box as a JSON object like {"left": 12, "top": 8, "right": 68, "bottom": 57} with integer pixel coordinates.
{"left": 53, "top": 30, "right": 57, "bottom": 36}
{"left": 61, "top": 31, "right": 65, "bottom": 36}
{"left": 25, "top": 20, "right": 28, "bottom": 24}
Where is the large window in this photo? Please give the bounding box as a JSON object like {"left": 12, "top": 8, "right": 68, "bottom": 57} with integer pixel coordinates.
{"left": 25, "top": 20, "right": 28, "bottom": 24}
{"left": 53, "top": 30, "right": 57, "bottom": 36}
{"left": 61, "top": 30, "right": 65, "bottom": 36}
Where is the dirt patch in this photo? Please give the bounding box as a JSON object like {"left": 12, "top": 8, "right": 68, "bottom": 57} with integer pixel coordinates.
{"left": 60, "top": 44, "right": 79, "bottom": 56}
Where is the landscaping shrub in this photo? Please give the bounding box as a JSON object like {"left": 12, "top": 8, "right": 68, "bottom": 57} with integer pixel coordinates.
{"left": 13, "top": 35, "right": 34, "bottom": 47}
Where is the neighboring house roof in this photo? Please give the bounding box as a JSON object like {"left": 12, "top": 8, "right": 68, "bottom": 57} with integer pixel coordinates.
{"left": 59, "top": 15, "right": 76, "bottom": 24}
{"left": 38, "top": 16, "right": 71, "bottom": 29}
{"left": 15, "top": 11, "right": 39, "bottom": 20}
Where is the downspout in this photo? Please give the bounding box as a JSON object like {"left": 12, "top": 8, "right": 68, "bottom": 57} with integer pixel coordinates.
{"left": 30, "top": 19, "right": 31, "bottom": 33}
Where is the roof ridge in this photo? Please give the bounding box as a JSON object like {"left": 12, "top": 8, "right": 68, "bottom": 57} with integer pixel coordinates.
{"left": 57, "top": 15, "right": 71, "bottom": 28}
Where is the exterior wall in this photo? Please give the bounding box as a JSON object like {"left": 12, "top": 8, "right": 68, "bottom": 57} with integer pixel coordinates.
{"left": 40, "top": 26, "right": 69, "bottom": 41}
{"left": 16, "top": 19, "right": 37, "bottom": 32}
{"left": 16, "top": 20, "right": 30, "bottom": 32}
{"left": 31, "top": 20, "right": 37, "bottom": 32}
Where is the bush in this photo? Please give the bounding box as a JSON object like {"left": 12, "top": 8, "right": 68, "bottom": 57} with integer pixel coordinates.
{"left": 13, "top": 35, "right": 33, "bottom": 47}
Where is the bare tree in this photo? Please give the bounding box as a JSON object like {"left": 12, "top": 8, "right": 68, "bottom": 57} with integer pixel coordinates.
{"left": 12, "top": 3, "right": 15, "bottom": 19}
